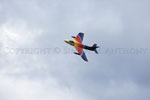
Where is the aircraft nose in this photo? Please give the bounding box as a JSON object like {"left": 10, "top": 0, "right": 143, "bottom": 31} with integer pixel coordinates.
{"left": 64, "top": 40, "right": 69, "bottom": 43}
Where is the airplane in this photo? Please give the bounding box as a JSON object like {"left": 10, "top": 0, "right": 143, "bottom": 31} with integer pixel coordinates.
{"left": 64, "top": 33, "right": 99, "bottom": 62}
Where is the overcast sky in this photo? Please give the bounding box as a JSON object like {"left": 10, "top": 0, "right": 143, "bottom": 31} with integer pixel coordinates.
{"left": 0, "top": 0, "right": 150, "bottom": 100}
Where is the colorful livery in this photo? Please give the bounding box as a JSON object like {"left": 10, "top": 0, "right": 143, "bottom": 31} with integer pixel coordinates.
{"left": 65, "top": 33, "right": 99, "bottom": 62}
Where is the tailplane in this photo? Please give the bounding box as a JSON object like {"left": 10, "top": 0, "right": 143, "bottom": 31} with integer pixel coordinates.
{"left": 92, "top": 44, "right": 99, "bottom": 54}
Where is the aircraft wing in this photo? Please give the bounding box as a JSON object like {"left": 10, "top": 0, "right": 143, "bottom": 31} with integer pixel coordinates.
{"left": 74, "top": 33, "right": 84, "bottom": 43}
{"left": 81, "top": 51, "right": 88, "bottom": 62}
{"left": 74, "top": 45, "right": 88, "bottom": 62}
{"left": 74, "top": 33, "right": 88, "bottom": 61}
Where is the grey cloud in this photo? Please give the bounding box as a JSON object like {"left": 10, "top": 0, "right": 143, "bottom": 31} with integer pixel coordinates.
{"left": 0, "top": 0, "right": 150, "bottom": 100}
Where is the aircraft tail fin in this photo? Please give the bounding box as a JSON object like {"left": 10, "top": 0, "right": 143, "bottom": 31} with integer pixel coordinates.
{"left": 92, "top": 44, "right": 99, "bottom": 54}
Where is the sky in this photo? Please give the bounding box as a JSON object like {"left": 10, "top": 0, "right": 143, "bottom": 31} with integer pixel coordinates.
{"left": 0, "top": 0, "right": 150, "bottom": 100}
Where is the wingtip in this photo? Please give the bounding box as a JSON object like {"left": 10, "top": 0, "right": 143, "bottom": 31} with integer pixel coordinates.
{"left": 85, "top": 58, "right": 88, "bottom": 62}
{"left": 83, "top": 58, "right": 88, "bottom": 62}
{"left": 84, "top": 59, "right": 88, "bottom": 62}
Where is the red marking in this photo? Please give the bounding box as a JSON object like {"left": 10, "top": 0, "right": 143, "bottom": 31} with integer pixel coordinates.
{"left": 75, "top": 36, "right": 82, "bottom": 44}
{"left": 75, "top": 46, "right": 83, "bottom": 55}
{"left": 74, "top": 43, "right": 84, "bottom": 55}
{"left": 74, "top": 35, "right": 84, "bottom": 55}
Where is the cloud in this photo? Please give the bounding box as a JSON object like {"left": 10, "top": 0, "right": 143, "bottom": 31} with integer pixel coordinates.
{"left": 0, "top": 74, "right": 85, "bottom": 100}
{"left": 0, "top": 0, "right": 150, "bottom": 100}
{"left": 0, "top": 20, "right": 42, "bottom": 47}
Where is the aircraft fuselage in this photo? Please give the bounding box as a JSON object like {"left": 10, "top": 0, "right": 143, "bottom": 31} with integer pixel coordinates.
{"left": 64, "top": 40, "right": 97, "bottom": 51}
{"left": 64, "top": 33, "right": 99, "bottom": 61}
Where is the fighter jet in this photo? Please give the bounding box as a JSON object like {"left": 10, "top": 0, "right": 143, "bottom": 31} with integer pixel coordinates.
{"left": 64, "top": 33, "right": 99, "bottom": 62}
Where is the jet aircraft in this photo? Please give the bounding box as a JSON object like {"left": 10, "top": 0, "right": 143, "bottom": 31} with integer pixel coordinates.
{"left": 64, "top": 33, "right": 99, "bottom": 62}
